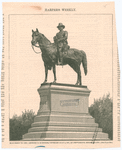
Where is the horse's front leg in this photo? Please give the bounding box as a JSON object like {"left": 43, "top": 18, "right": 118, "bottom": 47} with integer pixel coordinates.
{"left": 43, "top": 64, "right": 48, "bottom": 83}
{"left": 53, "top": 65, "right": 57, "bottom": 83}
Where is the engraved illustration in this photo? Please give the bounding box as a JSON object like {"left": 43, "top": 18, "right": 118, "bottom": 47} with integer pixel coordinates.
{"left": 2, "top": 2, "right": 121, "bottom": 149}
{"left": 20, "top": 23, "right": 112, "bottom": 141}
{"left": 9, "top": 15, "right": 113, "bottom": 143}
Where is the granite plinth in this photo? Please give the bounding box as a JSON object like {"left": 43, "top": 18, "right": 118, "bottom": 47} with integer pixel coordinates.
{"left": 22, "top": 83, "right": 109, "bottom": 141}
{"left": 37, "top": 83, "right": 90, "bottom": 115}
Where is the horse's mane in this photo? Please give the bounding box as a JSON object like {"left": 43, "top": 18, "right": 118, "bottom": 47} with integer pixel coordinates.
{"left": 38, "top": 32, "right": 56, "bottom": 50}
{"left": 39, "top": 33, "right": 51, "bottom": 45}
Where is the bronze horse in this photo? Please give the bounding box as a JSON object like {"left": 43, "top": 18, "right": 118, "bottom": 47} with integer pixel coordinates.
{"left": 31, "top": 28, "right": 87, "bottom": 85}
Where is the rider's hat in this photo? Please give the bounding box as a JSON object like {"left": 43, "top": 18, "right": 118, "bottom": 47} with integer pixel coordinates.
{"left": 57, "top": 23, "right": 65, "bottom": 29}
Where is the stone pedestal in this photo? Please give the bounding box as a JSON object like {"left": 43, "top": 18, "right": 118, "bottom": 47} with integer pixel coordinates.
{"left": 23, "top": 83, "right": 109, "bottom": 141}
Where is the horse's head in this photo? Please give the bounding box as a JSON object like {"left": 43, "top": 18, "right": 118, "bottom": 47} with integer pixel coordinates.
{"left": 31, "top": 28, "right": 51, "bottom": 48}
{"left": 31, "top": 28, "right": 44, "bottom": 46}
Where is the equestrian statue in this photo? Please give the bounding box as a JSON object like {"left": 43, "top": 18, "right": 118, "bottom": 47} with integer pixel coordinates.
{"left": 31, "top": 23, "right": 87, "bottom": 85}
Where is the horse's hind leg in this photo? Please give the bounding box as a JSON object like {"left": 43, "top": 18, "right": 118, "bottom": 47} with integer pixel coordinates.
{"left": 68, "top": 62, "right": 81, "bottom": 85}
{"left": 76, "top": 68, "right": 82, "bottom": 85}
{"left": 76, "top": 74, "right": 79, "bottom": 85}
{"left": 53, "top": 65, "right": 57, "bottom": 83}
{"left": 78, "top": 69, "right": 82, "bottom": 85}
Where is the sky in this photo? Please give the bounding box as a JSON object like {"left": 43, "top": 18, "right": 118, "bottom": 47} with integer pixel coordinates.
{"left": 9, "top": 14, "right": 113, "bottom": 118}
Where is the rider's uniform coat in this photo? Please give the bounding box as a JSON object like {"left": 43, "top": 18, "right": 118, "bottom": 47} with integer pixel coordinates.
{"left": 55, "top": 30, "right": 68, "bottom": 48}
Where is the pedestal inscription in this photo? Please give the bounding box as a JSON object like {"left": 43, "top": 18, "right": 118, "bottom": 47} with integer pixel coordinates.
{"left": 60, "top": 99, "right": 79, "bottom": 107}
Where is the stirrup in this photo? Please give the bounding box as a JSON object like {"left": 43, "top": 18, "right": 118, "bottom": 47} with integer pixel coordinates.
{"left": 58, "top": 62, "right": 62, "bottom": 65}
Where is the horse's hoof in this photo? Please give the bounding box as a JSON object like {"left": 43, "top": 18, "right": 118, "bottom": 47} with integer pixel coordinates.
{"left": 43, "top": 80, "right": 47, "bottom": 84}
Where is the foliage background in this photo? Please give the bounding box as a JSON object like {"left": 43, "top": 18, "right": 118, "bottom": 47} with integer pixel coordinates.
{"left": 10, "top": 110, "right": 35, "bottom": 141}
{"left": 89, "top": 93, "right": 113, "bottom": 140}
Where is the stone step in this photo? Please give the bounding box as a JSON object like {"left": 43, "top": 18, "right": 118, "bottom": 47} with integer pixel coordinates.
{"left": 28, "top": 126, "right": 102, "bottom": 132}
{"left": 34, "top": 115, "right": 94, "bottom": 123}
{"left": 35, "top": 114, "right": 93, "bottom": 118}
{"left": 31, "top": 121, "right": 98, "bottom": 127}
{"left": 23, "top": 131, "right": 108, "bottom": 139}
{"left": 37, "top": 112, "right": 90, "bottom": 116}
{"left": 23, "top": 137, "right": 110, "bottom": 141}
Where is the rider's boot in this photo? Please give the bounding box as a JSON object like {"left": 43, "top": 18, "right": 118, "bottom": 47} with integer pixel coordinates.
{"left": 58, "top": 58, "right": 63, "bottom": 65}
{"left": 57, "top": 60, "right": 62, "bottom": 65}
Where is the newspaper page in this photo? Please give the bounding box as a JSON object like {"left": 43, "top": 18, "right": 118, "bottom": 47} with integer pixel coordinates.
{"left": 2, "top": 2, "right": 120, "bottom": 148}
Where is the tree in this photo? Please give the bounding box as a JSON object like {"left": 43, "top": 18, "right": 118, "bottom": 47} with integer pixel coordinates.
{"left": 89, "top": 93, "right": 113, "bottom": 140}
{"left": 10, "top": 109, "right": 35, "bottom": 141}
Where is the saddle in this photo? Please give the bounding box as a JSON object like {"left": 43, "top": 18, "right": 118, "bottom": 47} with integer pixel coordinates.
{"left": 62, "top": 44, "right": 70, "bottom": 53}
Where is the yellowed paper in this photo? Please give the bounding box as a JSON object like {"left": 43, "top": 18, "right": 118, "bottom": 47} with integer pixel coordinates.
{"left": 1, "top": 2, "right": 120, "bottom": 148}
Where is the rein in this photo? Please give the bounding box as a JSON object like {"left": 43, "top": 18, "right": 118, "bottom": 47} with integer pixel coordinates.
{"left": 31, "top": 34, "right": 53, "bottom": 54}
{"left": 31, "top": 42, "right": 53, "bottom": 54}
{"left": 31, "top": 44, "right": 41, "bottom": 54}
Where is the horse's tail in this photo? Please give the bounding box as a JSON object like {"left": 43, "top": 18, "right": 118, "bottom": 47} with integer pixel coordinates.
{"left": 82, "top": 52, "right": 87, "bottom": 75}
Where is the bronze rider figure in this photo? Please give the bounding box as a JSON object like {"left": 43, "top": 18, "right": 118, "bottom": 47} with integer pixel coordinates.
{"left": 53, "top": 23, "right": 68, "bottom": 65}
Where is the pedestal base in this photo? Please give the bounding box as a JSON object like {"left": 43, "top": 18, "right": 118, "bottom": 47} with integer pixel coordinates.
{"left": 22, "top": 83, "right": 109, "bottom": 141}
